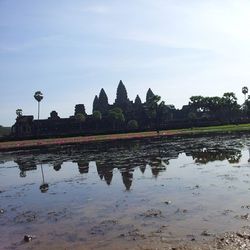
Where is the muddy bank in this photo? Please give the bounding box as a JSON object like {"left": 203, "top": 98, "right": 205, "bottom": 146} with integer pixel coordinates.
{"left": 1, "top": 126, "right": 250, "bottom": 152}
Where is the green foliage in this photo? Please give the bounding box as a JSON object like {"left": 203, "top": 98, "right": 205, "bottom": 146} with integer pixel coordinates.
{"left": 243, "top": 95, "right": 250, "bottom": 114}
{"left": 16, "top": 109, "right": 23, "bottom": 117}
{"left": 145, "top": 95, "right": 165, "bottom": 132}
{"left": 146, "top": 95, "right": 162, "bottom": 119}
{"left": 188, "top": 112, "right": 197, "bottom": 120}
{"left": 75, "top": 113, "right": 86, "bottom": 122}
{"left": 189, "top": 96, "right": 206, "bottom": 112}
{"left": 189, "top": 93, "right": 240, "bottom": 120}
{"left": 49, "top": 110, "right": 60, "bottom": 120}
{"left": 93, "top": 110, "right": 102, "bottom": 121}
{"left": 222, "top": 92, "right": 237, "bottom": 104}
{"left": 92, "top": 110, "right": 102, "bottom": 130}
{"left": 127, "top": 120, "right": 138, "bottom": 130}
{"left": 34, "top": 91, "right": 43, "bottom": 102}
{"left": 242, "top": 86, "right": 248, "bottom": 95}
{"left": 108, "top": 107, "right": 125, "bottom": 128}
{"left": 221, "top": 92, "right": 240, "bottom": 118}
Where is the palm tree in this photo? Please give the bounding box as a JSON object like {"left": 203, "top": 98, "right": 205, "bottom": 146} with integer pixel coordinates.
{"left": 146, "top": 95, "right": 165, "bottom": 134}
{"left": 16, "top": 109, "right": 23, "bottom": 117}
{"left": 34, "top": 91, "right": 43, "bottom": 120}
{"left": 93, "top": 110, "right": 102, "bottom": 130}
{"left": 75, "top": 113, "right": 86, "bottom": 131}
{"left": 242, "top": 86, "right": 248, "bottom": 102}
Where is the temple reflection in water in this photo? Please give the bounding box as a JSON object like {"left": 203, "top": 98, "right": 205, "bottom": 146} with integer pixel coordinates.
{"left": 11, "top": 140, "right": 245, "bottom": 192}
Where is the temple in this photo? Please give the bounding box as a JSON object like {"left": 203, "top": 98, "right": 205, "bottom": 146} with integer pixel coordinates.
{"left": 11, "top": 80, "right": 243, "bottom": 139}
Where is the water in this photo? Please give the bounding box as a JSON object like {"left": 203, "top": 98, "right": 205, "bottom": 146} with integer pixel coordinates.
{"left": 1, "top": 135, "right": 250, "bottom": 249}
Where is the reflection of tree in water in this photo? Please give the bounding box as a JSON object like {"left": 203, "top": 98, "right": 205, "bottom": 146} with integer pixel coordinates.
{"left": 14, "top": 158, "right": 37, "bottom": 178}
{"left": 40, "top": 164, "right": 49, "bottom": 193}
{"left": 190, "top": 148, "right": 242, "bottom": 164}
{"left": 53, "top": 162, "right": 63, "bottom": 171}
{"left": 15, "top": 158, "right": 50, "bottom": 192}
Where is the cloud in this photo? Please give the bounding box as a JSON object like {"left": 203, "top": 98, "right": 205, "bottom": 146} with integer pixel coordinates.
{"left": 0, "top": 35, "right": 63, "bottom": 53}
{"left": 81, "top": 5, "right": 109, "bottom": 14}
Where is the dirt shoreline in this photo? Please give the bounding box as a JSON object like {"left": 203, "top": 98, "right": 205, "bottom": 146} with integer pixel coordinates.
{"left": 1, "top": 128, "right": 249, "bottom": 152}
{"left": 0, "top": 130, "right": 182, "bottom": 151}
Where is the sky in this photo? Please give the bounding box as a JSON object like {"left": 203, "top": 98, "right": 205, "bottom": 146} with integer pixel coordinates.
{"left": 1, "top": 0, "right": 250, "bottom": 126}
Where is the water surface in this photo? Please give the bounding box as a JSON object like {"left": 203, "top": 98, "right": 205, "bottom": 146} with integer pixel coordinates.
{"left": 1, "top": 135, "right": 250, "bottom": 249}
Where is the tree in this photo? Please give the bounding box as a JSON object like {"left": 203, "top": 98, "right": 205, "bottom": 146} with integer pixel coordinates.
{"left": 188, "top": 112, "right": 197, "bottom": 121}
{"left": 146, "top": 95, "right": 165, "bottom": 133}
{"left": 108, "top": 107, "right": 125, "bottom": 129}
{"left": 243, "top": 95, "right": 250, "bottom": 116}
{"left": 189, "top": 96, "right": 223, "bottom": 119}
{"left": 16, "top": 109, "right": 23, "bottom": 117}
{"left": 75, "top": 113, "right": 86, "bottom": 121}
{"left": 242, "top": 86, "right": 248, "bottom": 102}
{"left": 93, "top": 110, "right": 102, "bottom": 120}
{"left": 74, "top": 104, "right": 86, "bottom": 116}
{"left": 34, "top": 91, "right": 43, "bottom": 120}
{"left": 93, "top": 110, "right": 102, "bottom": 130}
{"left": 189, "top": 96, "right": 205, "bottom": 112}
{"left": 49, "top": 110, "right": 60, "bottom": 120}
{"left": 146, "top": 95, "right": 160, "bottom": 119}
{"left": 75, "top": 113, "right": 86, "bottom": 131}
{"left": 128, "top": 120, "right": 138, "bottom": 130}
{"left": 221, "top": 92, "right": 240, "bottom": 120}
{"left": 40, "top": 164, "right": 49, "bottom": 193}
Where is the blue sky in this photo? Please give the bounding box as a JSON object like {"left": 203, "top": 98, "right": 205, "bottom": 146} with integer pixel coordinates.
{"left": 1, "top": 0, "right": 250, "bottom": 126}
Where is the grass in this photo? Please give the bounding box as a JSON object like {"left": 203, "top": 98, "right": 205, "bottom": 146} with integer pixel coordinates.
{"left": 1, "top": 123, "right": 250, "bottom": 151}
{"left": 175, "top": 123, "right": 250, "bottom": 133}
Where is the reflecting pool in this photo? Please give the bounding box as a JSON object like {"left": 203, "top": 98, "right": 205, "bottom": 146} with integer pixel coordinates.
{"left": 1, "top": 135, "right": 250, "bottom": 249}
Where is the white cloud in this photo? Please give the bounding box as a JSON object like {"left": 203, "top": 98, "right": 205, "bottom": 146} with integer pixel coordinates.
{"left": 81, "top": 5, "right": 109, "bottom": 14}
